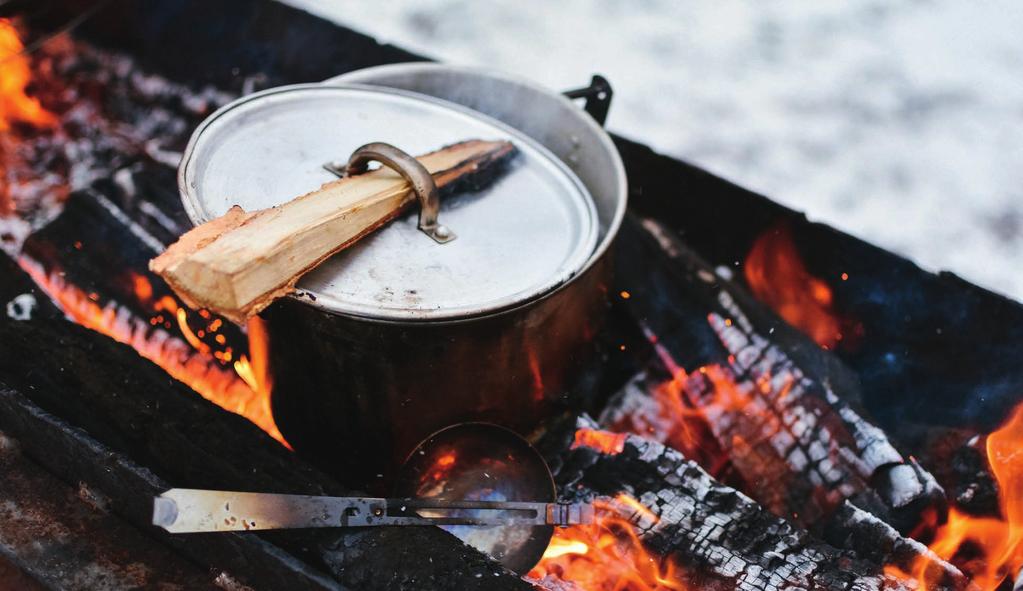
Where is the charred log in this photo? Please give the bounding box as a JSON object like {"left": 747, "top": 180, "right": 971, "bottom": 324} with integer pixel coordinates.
{"left": 822, "top": 502, "right": 965, "bottom": 588}
{"left": 558, "top": 422, "right": 963, "bottom": 591}
{"left": 0, "top": 254, "right": 530, "bottom": 591}
{"left": 607, "top": 213, "right": 944, "bottom": 535}
{"left": 0, "top": 385, "right": 339, "bottom": 591}
{"left": 948, "top": 435, "right": 1001, "bottom": 516}
{"left": 0, "top": 429, "right": 221, "bottom": 590}
{"left": 16, "top": 188, "right": 288, "bottom": 441}
{"left": 21, "top": 188, "right": 250, "bottom": 364}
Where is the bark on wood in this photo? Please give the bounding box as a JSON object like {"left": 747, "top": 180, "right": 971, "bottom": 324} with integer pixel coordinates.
{"left": 0, "top": 253, "right": 531, "bottom": 591}
{"left": 606, "top": 214, "right": 945, "bottom": 535}
{"left": 150, "top": 139, "right": 517, "bottom": 323}
{"left": 558, "top": 421, "right": 960, "bottom": 591}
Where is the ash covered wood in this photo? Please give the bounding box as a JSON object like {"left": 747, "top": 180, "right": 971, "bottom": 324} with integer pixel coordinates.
{"left": 0, "top": 254, "right": 530, "bottom": 591}
{"left": 823, "top": 502, "right": 965, "bottom": 588}
{"left": 604, "top": 214, "right": 945, "bottom": 535}
{"left": 907, "top": 427, "right": 993, "bottom": 516}
{"left": 558, "top": 422, "right": 964, "bottom": 591}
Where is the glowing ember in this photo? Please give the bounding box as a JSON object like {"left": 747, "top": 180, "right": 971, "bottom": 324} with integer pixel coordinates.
{"left": 603, "top": 331, "right": 743, "bottom": 479}
{"left": 888, "top": 401, "right": 1023, "bottom": 590}
{"left": 0, "top": 19, "right": 57, "bottom": 132}
{"left": 530, "top": 495, "right": 686, "bottom": 591}
{"left": 130, "top": 271, "right": 154, "bottom": 303}
{"left": 572, "top": 428, "right": 627, "bottom": 455}
{"left": 18, "top": 256, "right": 287, "bottom": 446}
{"left": 744, "top": 223, "right": 859, "bottom": 350}
{"left": 1, "top": 18, "right": 59, "bottom": 219}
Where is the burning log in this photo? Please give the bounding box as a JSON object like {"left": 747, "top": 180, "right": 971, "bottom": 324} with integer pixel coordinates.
{"left": 823, "top": 502, "right": 965, "bottom": 586}
{"left": 890, "top": 402, "right": 1023, "bottom": 589}
{"left": 557, "top": 421, "right": 964, "bottom": 591}
{"left": 698, "top": 305, "right": 943, "bottom": 528}
{"left": 606, "top": 214, "right": 945, "bottom": 535}
{"left": 901, "top": 426, "right": 1000, "bottom": 517}
{"left": 151, "top": 139, "right": 517, "bottom": 323}
{"left": 15, "top": 189, "right": 284, "bottom": 442}
{"left": 0, "top": 254, "right": 531, "bottom": 590}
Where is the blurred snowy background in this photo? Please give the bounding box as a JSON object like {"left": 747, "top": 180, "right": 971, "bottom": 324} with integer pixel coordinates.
{"left": 287, "top": 0, "right": 1023, "bottom": 301}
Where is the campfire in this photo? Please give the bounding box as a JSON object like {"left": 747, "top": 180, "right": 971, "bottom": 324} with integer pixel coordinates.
{"left": 2, "top": 5, "right": 1022, "bottom": 591}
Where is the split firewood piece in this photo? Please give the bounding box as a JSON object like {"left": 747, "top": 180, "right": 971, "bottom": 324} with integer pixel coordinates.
{"left": 559, "top": 420, "right": 964, "bottom": 591}
{"left": 150, "top": 140, "right": 517, "bottom": 324}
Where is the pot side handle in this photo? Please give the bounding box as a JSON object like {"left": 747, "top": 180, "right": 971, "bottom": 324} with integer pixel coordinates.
{"left": 562, "top": 75, "right": 613, "bottom": 127}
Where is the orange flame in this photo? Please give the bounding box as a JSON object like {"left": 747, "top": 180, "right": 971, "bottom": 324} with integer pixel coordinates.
{"left": 530, "top": 495, "right": 686, "bottom": 590}
{"left": 0, "top": 19, "right": 57, "bottom": 131}
{"left": 887, "top": 401, "right": 1023, "bottom": 589}
{"left": 18, "top": 256, "right": 288, "bottom": 446}
{"left": 605, "top": 353, "right": 748, "bottom": 481}
{"left": 744, "top": 224, "right": 859, "bottom": 350}
{"left": 573, "top": 428, "right": 627, "bottom": 455}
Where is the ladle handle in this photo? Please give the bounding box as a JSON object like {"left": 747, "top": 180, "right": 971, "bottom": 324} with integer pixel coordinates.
{"left": 152, "top": 489, "right": 593, "bottom": 533}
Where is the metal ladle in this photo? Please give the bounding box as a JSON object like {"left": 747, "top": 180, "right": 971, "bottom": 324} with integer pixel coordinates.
{"left": 393, "top": 422, "right": 563, "bottom": 574}
{"left": 152, "top": 423, "right": 589, "bottom": 573}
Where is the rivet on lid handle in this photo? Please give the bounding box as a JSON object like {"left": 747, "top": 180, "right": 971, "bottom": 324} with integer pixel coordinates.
{"left": 324, "top": 143, "right": 455, "bottom": 244}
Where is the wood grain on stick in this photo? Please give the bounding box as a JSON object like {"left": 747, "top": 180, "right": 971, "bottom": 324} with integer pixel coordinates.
{"left": 150, "top": 139, "right": 516, "bottom": 323}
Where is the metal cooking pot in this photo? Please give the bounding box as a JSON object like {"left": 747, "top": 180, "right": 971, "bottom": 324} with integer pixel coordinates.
{"left": 178, "top": 65, "right": 627, "bottom": 490}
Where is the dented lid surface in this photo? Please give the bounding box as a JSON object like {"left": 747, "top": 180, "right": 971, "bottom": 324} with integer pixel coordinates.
{"left": 179, "top": 84, "right": 598, "bottom": 321}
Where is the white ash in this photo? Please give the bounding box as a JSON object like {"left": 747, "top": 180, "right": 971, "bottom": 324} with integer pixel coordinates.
{"left": 213, "top": 571, "right": 255, "bottom": 591}
{"left": 87, "top": 189, "right": 166, "bottom": 254}
{"left": 878, "top": 464, "right": 924, "bottom": 509}
{"left": 0, "top": 431, "right": 20, "bottom": 455}
{"left": 529, "top": 575, "right": 585, "bottom": 591}
{"left": 6, "top": 293, "right": 37, "bottom": 321}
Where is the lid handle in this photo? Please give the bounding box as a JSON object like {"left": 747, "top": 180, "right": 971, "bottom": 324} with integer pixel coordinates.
{"left": 333, "top": 142, "right": 455, "bottom": 244}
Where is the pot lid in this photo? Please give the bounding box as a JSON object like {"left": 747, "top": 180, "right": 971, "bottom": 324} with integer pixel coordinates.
{"left": 179, "top": 84, "right": 598, "bottom": 321}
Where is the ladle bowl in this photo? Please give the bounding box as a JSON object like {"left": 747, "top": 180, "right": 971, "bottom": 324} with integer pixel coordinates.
{"left": 395, "top": 422, "right": 556, "bottom": 574}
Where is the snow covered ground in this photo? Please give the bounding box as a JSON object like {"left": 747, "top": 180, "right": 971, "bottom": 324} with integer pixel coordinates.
{"left": 286, "top": 0, "right": 1023, "bottom": 301}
